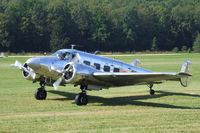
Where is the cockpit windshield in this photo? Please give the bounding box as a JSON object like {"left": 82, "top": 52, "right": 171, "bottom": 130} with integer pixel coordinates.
{"left": 52, "top": 50, "right": 71, "bottom": 60}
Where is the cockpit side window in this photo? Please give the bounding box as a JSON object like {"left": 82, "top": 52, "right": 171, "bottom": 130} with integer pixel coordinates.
{"left": 72, "top": 54, "right": 76, "bottom": 59}
{"left": 56, "top": 51, "right": 71, "bottom": 60}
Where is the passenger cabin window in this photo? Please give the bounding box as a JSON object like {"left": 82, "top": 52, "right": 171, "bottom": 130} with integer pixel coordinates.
{"left": 83, "top": 60, "right": 90, "bottom": 66}
{"left": 104, "top": 65, "right": 110, "bottom": 72}
{"left": 94, "top": 63, "right": 100, "bottom": 70}
{"left": 113, "top": 68, "right": 120, "bottom": 72}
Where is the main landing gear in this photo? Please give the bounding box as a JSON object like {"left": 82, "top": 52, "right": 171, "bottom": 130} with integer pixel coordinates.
{"left": 75, "top": 85, "right": 88, "bottom": 105}
{"left": 149, "top": 83, "right": 155, "bottom": 95}
{"left": 34, "top": 78, "right": 47, "bottom": 100}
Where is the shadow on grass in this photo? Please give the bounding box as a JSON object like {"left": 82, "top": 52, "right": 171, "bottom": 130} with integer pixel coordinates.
{"left": 48, "top": 90, "right": 200, "bottom": 109}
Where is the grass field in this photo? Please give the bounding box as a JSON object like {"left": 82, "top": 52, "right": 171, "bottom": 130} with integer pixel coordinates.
{"left": 0, "top": 53, "right": 200, "bottom": 133}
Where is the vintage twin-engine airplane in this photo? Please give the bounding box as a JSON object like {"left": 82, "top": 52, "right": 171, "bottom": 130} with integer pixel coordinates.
{"left": 12, "top": 49, "right": 192, "bottom": 105}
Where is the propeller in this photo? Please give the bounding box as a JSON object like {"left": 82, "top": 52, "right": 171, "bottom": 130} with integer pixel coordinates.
{"left": 53, "top": 53, "right": 81, "bottom": 90}
{"left": 11, "top": 60, "right": 36, "bottom": 79}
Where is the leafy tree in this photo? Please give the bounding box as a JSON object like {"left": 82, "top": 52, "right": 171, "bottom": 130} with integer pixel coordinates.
{"left": 151, "top": 37, "right": 158, "bottom": 51}
{"left": 181, "top": 46, "right": 187, "bottom": 52}
{"left": 69, "top": 1, "right": 94, "bottom": 49}
{"left": 172, "top": 47, "right": 179, "bottom": 53}
{"left": 193, "top": 33, "right": 200, "bottom": 53}
{"left": 47, "top": 0, "right": 74, "bottom": 51}
{"left": 90, "top": 5, "right": 112, "bottom": 50}
{"left": 0, "top": 13, "right": 10, "bottom": 51}
{"left": 0, "top": 0, "right": 200, "bottom": 52}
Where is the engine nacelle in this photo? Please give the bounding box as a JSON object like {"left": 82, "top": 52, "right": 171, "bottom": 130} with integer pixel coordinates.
{"left": 63, "top": 63, "right": 82, "bottom": 84}
{"left": 63, "top": 63, "right": 97, "bottom": 84}
{"left": 22, "top": 63, "right": 38, "bottom": 81}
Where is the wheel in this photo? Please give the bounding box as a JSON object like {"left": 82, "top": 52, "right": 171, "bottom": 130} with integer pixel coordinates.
{"left": 75, "top": 93, "right": 88, "bottom": 105}
{"left": 150, "top": 89, "right": 155, "bottom": 95}
{"left": 34, "top": 88, "right": 47, "bottom": 100}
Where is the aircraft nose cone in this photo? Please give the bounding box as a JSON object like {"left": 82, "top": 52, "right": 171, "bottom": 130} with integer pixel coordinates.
{"left": 26, "top": 57, "right": 40, "bottom": 70}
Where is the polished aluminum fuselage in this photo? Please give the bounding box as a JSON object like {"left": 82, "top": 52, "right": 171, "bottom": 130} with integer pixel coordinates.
{"left": 18, "top": 48, "right": 191, "bottom": 90}
{"left": 26, "top": 49, "right": 152, "bottom": 88}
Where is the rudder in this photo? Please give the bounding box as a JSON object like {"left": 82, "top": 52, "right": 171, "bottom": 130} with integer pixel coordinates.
{"left": 179, "top": 60, "right": 192, "bottom": 87}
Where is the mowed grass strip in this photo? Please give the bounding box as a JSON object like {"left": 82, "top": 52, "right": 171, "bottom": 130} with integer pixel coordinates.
{"left": 0, "top": 53, "right": 200, "bottom": 133}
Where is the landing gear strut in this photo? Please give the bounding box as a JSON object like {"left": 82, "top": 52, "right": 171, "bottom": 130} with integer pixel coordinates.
{"left": 149, "top": 83, "right": 155, "bottom": 95}
{"left": 75, "top": 85, "right": 88, "bottom": 105}
{"left": 34, "top": 77, "right": 47, "bottom": 100}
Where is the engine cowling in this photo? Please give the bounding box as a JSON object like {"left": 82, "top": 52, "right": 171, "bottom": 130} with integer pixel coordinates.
{"left": 63, "top": 63, "right": 81, "bottom": 84}
{"left": 22, "top": 63, "right": 38, "bottom": 80}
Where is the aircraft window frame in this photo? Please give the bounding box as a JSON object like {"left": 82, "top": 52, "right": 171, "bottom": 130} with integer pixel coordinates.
{"left": 71, "top": 53, "right": 76, "bottom": 59}
{"left": 94, "top": 63, "right": 101, "bottom": 70}
{"left": 52, "top": 50, "right": 71, "bottom": 60}
{"left": 104, "top": 65, "right": 110, "bottom": 72}
{"left": 113, "top": 67, "right": 120, "bottom": 72}
{"left": 83, "top": 60, "right": 91, "bottom": 66}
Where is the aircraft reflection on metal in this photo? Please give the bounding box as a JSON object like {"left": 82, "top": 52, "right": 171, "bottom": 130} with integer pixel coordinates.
{"left": 11, "top": 49, "right": 192, "bottom": 105}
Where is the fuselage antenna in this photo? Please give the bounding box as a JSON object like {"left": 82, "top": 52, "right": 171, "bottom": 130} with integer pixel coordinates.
{"left": 71, "top": 44, "right": 76, "bottom": 49}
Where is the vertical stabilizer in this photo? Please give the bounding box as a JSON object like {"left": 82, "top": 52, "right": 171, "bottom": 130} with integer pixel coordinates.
{"left": 179, "top": 60, "right": 192, "bottom": 87}
{"left": 180, "top": 60, "right": 192, "bottom": 74}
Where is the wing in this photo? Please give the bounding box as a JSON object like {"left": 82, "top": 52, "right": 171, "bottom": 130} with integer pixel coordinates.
{"left": 93, "top": 72, "right": 191, "bottom": 86}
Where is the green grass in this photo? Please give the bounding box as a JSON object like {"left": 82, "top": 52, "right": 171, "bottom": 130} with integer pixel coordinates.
{"left": 0, "top": 53, "right": 200, "bottom": 133}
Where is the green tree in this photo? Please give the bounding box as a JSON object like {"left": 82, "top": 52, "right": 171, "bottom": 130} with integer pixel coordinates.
{"left": 193, "top": 33, "right": 200, "bottom": 52}
{"left": 70, "top": 1, "right": 94, "bottom": 49}
{"left": 181, "top": 46, "right": 187, "bottom": 52}
{"left": 172, "top": 47, "right": 179, "bottom": 53}
{"left": 0, "top": 13, "right": 10, "bottom": 51}
{"left": 151, "top": 37, "right": 158, "bottom": 51}
{"left": 0, "top": 0, "right": 200, "bottom": 52}
{"left": 47, "top": 0, "right": 74, "bottom": 51}
{"left": 90, "top": 5, "right": 112, "bottom": 50}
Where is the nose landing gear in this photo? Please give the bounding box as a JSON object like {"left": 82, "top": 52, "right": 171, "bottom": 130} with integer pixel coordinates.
{"left": 34, "top": 77, "right": 47, "bottom": 100}
{"left": 35, "top": 87, "right": 47, "bottom": 100}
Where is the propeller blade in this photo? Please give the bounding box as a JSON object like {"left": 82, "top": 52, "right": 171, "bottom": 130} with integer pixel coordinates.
{"left": 30, "top": 70, "right": 36, "bottom": 79}
{"left": 11, "top": 60, "right": 23, "bottom": 69}
{"left": 64, "top": 53, "right": 81, "bottom": 72}
{"left": 52, "top": 53, "right": 81, "bottom": 89}
{"left": 53, "top": 76, "right": 63, "bottom": 90}
{"left": 11, "top": 60, "right": 36, "bottom": 79}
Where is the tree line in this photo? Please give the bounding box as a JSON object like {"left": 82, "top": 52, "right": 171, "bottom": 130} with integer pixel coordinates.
{"left": 0, "top": 0, "right": 200, "bottom": 52}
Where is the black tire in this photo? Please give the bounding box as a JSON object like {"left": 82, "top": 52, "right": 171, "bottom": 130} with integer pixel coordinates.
{"left": 34, "top": 88, "right": 47, "bottom": 100}
{"left": 150, "top": 89, "right": 155, "bottom": 95}
{"left": 75, "top": 93, "right": 88, "bottom": 105}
